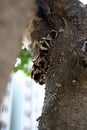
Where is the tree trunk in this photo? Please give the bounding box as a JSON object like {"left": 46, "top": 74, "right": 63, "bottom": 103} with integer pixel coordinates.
{"left": 35, "top": 0, "right": 87, "bottom": 129}
{"left": 0, "top": 0, "right": 32, "bottom": 103}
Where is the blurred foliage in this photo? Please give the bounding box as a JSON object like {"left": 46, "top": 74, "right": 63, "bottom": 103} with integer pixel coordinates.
{"left": 14, "top": 46, "right": 33, "bottom": 76}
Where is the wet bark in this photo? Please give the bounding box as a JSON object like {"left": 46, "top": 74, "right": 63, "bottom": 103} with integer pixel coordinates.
{"left": 36, "top": 0, "right": 87, "bottom": 129}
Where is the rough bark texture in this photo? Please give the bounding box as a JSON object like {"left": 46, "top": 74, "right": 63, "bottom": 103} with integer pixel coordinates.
{"left": 39, "top": 1, "right": 87, "bottom": 130}
{"left": 0, "top": 0, "right": 32, "bottom": 103}
{"left": 28, "top": 0, "right": 87, "bottom": 129}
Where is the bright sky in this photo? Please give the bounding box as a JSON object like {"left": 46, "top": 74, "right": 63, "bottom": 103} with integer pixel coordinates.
{"left": 80, "top": 0, "right": 87, "bottom": 4}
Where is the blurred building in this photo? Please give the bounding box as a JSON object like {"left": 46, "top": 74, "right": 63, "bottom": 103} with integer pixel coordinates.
{"left": 0, "top": 71, "right": 45, "bottom": 130}
{"left": 0, "top": 81, "right": 13, "bottom": 130}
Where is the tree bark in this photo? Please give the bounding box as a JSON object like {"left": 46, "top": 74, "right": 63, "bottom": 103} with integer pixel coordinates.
{"left": 34, "top": 0, "right": 87, "bottom": 129}
{"left": 0, "top": 0, "right": 32, "bottom": 103}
